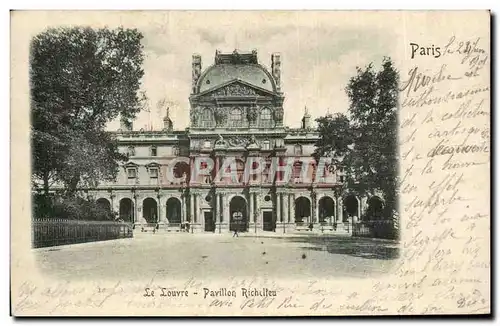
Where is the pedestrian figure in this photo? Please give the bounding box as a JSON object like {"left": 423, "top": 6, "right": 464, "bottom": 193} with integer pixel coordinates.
{"left": 232, "top": 210, "right": 242, "bottom": 238}
{"left": 185, "top": 221, "right": 190, "bottom": 233}
{"left": 308, "top": 222, "right": 313, "bottom": 231}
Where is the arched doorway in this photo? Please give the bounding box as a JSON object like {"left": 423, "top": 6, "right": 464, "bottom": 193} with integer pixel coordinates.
{"left": 166, "top": 197, "right": 182, "bottom": 225}
{"left": 366, "top": 196, "right": 384, "bottom": 221}
{"left": 294, "top": 196, "right": 311, "bottom": 225}
{"left": 230, "top": 196, "right": 248, "bottom": 232}
{"left": 318, "top": 196, "right": 335, "bottom": 224}
{"left": 96, "top": 198, "right": 111, "bottom": 212}
{"left": 343, "top": 195, "right": 359, "bottom": 222}
{"left": 119, "top": 198, "right": 134, "bottom": 222}
{"left": 142, "top": 198, "right": 158, "bottom": 224}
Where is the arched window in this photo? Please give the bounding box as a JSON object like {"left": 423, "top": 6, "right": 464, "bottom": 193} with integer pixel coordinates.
{"left": 229, "top": 108, "right": 243, "bottom": 127}
{"left": 201, "top": 108, "right": 214, "bottom": 128}
{"left": 292, "top": 161, "right": 303, "bottom": 181}
{"left": 260, "top": 108, "right": 273, "bottom": 128}
{"left": 150, "top": 146, "right": 157, "bottom": 157}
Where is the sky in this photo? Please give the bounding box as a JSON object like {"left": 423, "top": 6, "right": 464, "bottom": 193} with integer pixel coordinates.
{"left": 127, "top": 12, "right": 399, "bottom": 131}
{"left": 20, "top": 11, "right": 402, "bottom": 131}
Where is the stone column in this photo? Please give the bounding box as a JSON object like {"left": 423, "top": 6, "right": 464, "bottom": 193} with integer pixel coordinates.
{"left": 193, "top": 194, "right": 198, "bottom": 224}
{"left": 137, "top": 200, "right": 146, "bottom": 224}
{"left": 315, "top": 195, "right": 320, "bottom": 224}
{"left": 189, "top": 156, "right": 196, "bottom": 185}
{"left": 256, "top": 193, "right": 263, "bottom": 229}
{"left": 133, "top": 194, "right": 138, "bottom": 224}
{"left": 214, "top": 156, "right": 219, "bottom": 184}
{"left": 253, "top": 192, "right": 258, "bottom": 233}
{"left": 159, "top": 195, "right": 167, "bottom": 225}
{"left": 282, "top": 193, "right": 289, "bottom": 224}
{"left": 248, "top": 192, "right": 254, "bottom": 230}
{"left": 215, "top": 193, "right": 220, "bottom": 222}
{"left": 190, "top": 193, "right": 195, "bottom": 222}
{"left": 332, "top": 198, "right": 337, "bottom": 225}
{"left": 181, "top": 195, "right": 186, "bottom": 223}
{"left": 311, "top": 192, "right": 317, "bottom": 224}
{"left": 157, "top": 194, "right": 162, "bottom": 224}
{"left": 218, "top": 193, "right": 223, "bottom": 233}
{"left": 111, "top": 193, "right": 119, "bottom": 218}
{"left": 276, "top": 193, "right": 281, "bottom": 223}
{"left": 220, "top": 193, "right": 227, "bottom": 230}
{"left": 220, "top": 193, "right": 231, "bottom": 231}
{"left": 337, "top": 197, "right": 343, "bottom": 223}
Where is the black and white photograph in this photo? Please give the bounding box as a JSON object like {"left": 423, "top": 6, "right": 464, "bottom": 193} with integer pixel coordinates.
{"left": 11, "top": 10, "right": 490, "bottom": 316}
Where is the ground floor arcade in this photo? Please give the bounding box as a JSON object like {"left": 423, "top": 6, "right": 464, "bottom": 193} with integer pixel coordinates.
{"left": 88, "top": 187, "right": 385, "bottom": 234}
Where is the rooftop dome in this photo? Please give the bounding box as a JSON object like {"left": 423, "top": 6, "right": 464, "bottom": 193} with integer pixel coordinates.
{"left": 196, "top": 50, "right": 277, "bottom": 94}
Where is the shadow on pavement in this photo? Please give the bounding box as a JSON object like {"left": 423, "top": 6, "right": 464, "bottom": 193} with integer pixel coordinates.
{"left": 292, "top": 236, "right": 400, "bottom": 260}
{"left": 244, "top": 234, "right": 400, "bottom": 260}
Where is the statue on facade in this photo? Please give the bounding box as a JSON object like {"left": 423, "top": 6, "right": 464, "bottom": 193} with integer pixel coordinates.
{"left": 190, "top": 108, "right": 199, "bottom": 126}
{"left": 247, "top": 106, "right": 258, "bottom": 122}
{"left": 274, "top": 107, "right": 284, "bottom": 123}
{"left": 214, "top": 108, "right": 228, "bottom": 126}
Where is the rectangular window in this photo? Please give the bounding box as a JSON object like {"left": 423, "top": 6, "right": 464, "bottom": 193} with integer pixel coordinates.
{"left": 149, "top": 168, "right": 158, "bottom": 178}
{"left": 151, "top": 147, "right": 157, "bottom": 156}
{"left": 127, "top": 168, "right": 137, "bottom": 179}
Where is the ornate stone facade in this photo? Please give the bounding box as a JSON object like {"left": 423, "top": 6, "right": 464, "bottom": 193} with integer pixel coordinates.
{"left": 90, "top": 50, "right": 375, "bottom": 234}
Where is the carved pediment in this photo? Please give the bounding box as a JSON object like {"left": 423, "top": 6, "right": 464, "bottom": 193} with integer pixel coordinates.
{"left": 199, "top": 80, "right": 275, "bottom": 98}
{"left": 145, "top": 162, "right": 160, "bottom": 169}
{"left": 212, "top": 82, "right": 257, "bottom": 96}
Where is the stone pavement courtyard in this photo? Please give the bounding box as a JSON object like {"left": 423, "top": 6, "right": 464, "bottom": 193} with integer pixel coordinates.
{"left": 34, "top": 232, "right": 400, "bottom": 282}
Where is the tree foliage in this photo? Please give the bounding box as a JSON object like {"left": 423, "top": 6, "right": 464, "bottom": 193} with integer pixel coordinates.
{"left": 31, "top": 26, "right": 146, "bottom": 196}
{"left": 314, "top": 57, "right": 399, "bottom": 218}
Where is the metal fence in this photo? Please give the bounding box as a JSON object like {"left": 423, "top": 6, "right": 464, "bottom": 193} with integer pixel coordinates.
{"left": 352, "top": 220, "right": 399, "bottom": 240}
{"left": 32, "top": 219, "right": 134, "bottom": 248}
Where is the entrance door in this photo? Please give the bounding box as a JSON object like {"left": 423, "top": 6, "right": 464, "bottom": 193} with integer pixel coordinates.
{"left": 263, "top": 211, "right": 274, "bottom": 231}
{"left": 229, "top": 196, "right": 248, "bottom": 232}
{"left": 204, "top": 211, "right": 215, "bottom": 232}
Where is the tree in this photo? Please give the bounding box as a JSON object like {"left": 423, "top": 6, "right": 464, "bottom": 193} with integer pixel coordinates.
{"left": 30, "top": 26, "right": 146, "bottom": 196}
{"left": 314, "top": 57, "right": 399, "bottom": 219}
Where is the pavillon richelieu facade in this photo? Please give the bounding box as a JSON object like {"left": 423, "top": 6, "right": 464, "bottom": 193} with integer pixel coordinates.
{"left": 88, "top": 50, "right": 378, "bottom": 234}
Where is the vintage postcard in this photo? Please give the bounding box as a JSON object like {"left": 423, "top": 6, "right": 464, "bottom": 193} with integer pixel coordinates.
{"left": 10, "top": 10, "right": 490, "bottom": 316}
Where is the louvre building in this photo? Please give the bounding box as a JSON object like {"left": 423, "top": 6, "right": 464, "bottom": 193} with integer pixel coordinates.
{"left": 90, "top": 50, "right": 381, "bottom": 233}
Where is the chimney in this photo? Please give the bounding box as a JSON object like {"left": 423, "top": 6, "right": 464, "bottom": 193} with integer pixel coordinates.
{"left": 163, "top": 107, "right": 173, "bottom": 132}
{"left": 301, "top": 106, "right": 311, "bottom": 129}
{"left": 192, "top": 54, "right": 202, "bottom": 93}
{"left": 271, "top": 53, "right": 281, "bottom": 92}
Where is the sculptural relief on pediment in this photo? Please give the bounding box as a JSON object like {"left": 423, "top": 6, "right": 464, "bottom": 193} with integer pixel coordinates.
{"left": 211, "top": 83, "right": 258, "bottom": 97}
